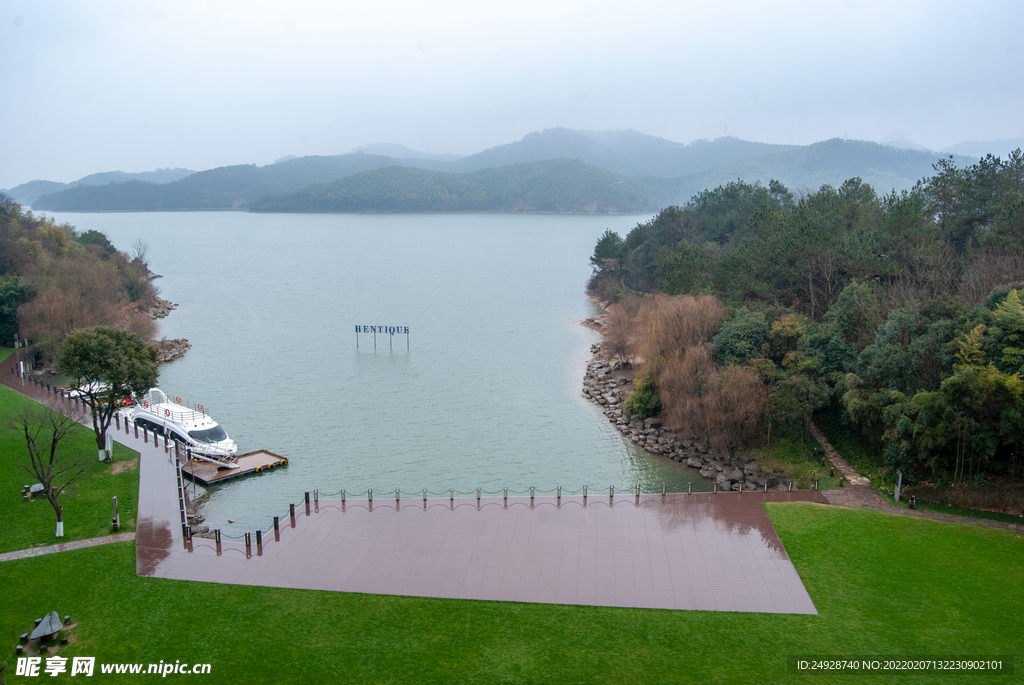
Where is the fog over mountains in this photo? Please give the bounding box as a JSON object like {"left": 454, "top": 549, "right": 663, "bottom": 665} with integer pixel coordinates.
{"left": 6, "top": 129, "right": 1019, "bottom": 214}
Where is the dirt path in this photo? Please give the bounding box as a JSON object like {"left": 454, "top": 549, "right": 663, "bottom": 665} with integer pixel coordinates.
{"left": 0, "top": 533, "right": 136, "bottom": 563}
{"left": 807, "top": 421, "right": 1024, "bottom": 532}
{"left": 807, "top": 420, "right": 871, "bottom": 485}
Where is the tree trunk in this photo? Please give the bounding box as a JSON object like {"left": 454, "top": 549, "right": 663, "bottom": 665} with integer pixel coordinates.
{"left": 49, "top": 497, "right": 64, "bottom": 537}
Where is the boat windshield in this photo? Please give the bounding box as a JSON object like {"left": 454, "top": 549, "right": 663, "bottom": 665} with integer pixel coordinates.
{"left": 188, "top": 426, "right": 228, "bottom": 444}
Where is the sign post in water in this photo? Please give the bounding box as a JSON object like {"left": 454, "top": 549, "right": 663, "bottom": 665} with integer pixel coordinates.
{"left": 355, "top": 325, "right": 409, "bottom": 350}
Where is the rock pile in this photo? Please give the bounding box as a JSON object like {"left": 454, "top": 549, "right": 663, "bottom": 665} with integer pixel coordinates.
{"left": 583, "top": 327, "right": 789, "bottom": 492}
{"left": 152, "top": 338, "right": 192, "bottom": 364}
{"left": 136, "top": 297, "right": 177, "bottom": 319}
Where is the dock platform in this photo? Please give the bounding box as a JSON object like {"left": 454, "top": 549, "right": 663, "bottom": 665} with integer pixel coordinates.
{"left": 182, "top": 449, "right": 288, "bottom": 486}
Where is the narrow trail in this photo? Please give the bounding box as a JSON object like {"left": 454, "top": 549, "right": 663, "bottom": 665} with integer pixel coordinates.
{"left": 0, "top": 533, "right": 136, "bottom": 563}
{"left": 809, "top": 420, "right": 1024, "bottom": 533}
{"left": 807, "top": 420, "right": 870, "bottom": 486}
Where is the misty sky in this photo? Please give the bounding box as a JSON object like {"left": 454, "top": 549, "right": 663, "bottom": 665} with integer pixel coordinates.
{"left": 1, "top": 0, "right": 1022, "bottom": 188}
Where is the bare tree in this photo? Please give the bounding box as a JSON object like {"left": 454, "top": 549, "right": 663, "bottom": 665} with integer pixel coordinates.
{"left": 703, "top": 365, "right": 767, "bottom": 453}
{"left": 604, "top": 300, "right": 639, "bottom": 367}
{"left": 639, "top": 294, "right": 724, "bottom": 363}
{"left": 8, "top": 400, "right": 91, "bottom": 538}
{"left": 130, "top": 238, "right": 149, "bottom": 265}
{"left": 958, "top": 247, "right": 1024, "bottom": 305}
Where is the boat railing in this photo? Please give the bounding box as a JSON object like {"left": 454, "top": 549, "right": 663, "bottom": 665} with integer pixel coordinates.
{"left": 138, "top": 394, "right": 210, "bottom": 423}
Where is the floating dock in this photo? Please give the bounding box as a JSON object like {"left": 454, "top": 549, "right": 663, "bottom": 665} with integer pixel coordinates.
{"left": 181, "top": 449, "right": 288, "bottom": 486}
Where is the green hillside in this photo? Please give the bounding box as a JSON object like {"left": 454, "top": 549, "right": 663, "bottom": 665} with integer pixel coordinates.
{"left": 26, "top": 131, "right": 978, "bottom": 213}
{"left": 32, "top": 154, "right": 400, "bottom": 211}
{"left": 251, "top": 159, "right": 656, "bottom": 213}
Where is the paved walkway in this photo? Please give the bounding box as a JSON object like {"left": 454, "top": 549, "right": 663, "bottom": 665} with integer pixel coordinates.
{"left": 823, "top": 485, "right": 1024, "bottom": 532}
{"left": 0, "top": 533, "right": 136, "bottom": 563}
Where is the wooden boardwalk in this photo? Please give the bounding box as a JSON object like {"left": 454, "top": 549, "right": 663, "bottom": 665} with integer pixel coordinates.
{"left": 182, "top": 449, "right": 288, "bottom": 486}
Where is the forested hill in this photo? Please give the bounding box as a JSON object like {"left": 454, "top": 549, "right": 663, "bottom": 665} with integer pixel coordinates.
{"left": 250, "top": 159, "right": 657, "bottom": 213}
{"left": 667, "top": 138, "right": 967, "bottom": 202}
{"left": 27, "top": 131, "right": 976, "bottom": 212}
{"left": 31, "top": 155, "right": 400, "bottom": 211}
{"left": 5, "top": 168, "right": 194, "bottom": 205}
{"left": 439, "top": 129, "right": 798, "bottom": 177}
{"left": 588, "top": 149, "right": 1024, "bottom": 490}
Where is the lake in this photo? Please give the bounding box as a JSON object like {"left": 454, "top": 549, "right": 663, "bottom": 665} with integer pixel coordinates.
{"left": 45, "top": 211, "right": 712, "bottom": 532}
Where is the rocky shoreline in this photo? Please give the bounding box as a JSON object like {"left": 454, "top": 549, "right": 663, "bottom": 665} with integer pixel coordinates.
{"left": 581, "top": 314, "right": 789, "bottom": 492}
{"left": 136, "top": 296, "right": 191, "bottom": 364}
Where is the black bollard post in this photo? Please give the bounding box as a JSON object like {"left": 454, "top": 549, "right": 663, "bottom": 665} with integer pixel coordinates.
{"left": 245, "top": 532, "right": 251, "bottom": 558}
{"left": 314, "top": 489, "right": 319, "bottom": 512}
{"left": 304, "top": 492, "right": 310, "bottom": 516}
{"left": 256, "top": 529, "right": 263, "bottom": 556}
{"left": 290, "top": 503, "right": 296, "bottom": 527}
{"left": 273, "top": 516, "right": 280, "bottom": 541}
{"left": 215, "top": 529, "right": 221, "bottom": 556}
{"left": 503, "top": 487, "right": 507, "bottom": 507}
{"left": 423, "top": 489, "right": 427, "bottom": 510}
{"left": 830, "top": 466, "right": 835, "bottom": 477}
{"left": 557, "top": 485, "right": 561, "bottom": 506}
{"left": 368, "top": 488, "right": 373, "bottom": 512}
{"left": 583, "top": 485, "right": 588, "bottom": 505}
{"left": 342, "top": 489, "right": 346, "bottom": 511}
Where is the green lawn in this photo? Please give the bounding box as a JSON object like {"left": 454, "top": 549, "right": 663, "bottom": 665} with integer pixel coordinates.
{"left": 0, "top": 381, "right": 141, "bottom": 554}
{"left": 0, "top": 503, "right": 1019, "bottom": 683}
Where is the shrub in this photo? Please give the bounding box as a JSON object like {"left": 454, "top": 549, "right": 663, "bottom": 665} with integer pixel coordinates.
{"left": 624, "top": 365, "right": 662, "bottom": 418}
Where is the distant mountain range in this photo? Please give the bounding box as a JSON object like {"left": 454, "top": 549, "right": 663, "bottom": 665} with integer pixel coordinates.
{"left": 7, "top": 129, "right": 1019, "bottom": 214}
{"left": 4, "top": 168, "right": 194, "bottom": 205}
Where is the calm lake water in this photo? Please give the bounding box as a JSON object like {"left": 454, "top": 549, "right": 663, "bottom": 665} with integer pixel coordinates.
{"left": 46, "top": 211, "right": 711, "bottom": 532}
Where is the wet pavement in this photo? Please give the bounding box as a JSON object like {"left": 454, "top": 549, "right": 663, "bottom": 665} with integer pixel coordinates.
{"left": 5, "top": 356, "right": 829, "bottom": 613}
{"left": 144, "top": 443, "right": 829, "bottom": 613}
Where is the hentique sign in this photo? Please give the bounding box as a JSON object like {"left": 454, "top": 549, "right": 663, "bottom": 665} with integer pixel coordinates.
{"left": 355, "top": 325, "right": 410, "bottom": 350}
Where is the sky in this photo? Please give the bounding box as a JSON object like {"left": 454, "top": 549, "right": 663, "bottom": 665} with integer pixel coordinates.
{"left": 1, "top": 0, "right": 1022, "bottom": 188}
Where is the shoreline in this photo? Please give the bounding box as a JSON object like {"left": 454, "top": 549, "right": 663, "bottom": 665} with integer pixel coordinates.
{"left": 23, "top": 296, "right": 190, "bottom": 383}
{"left": 134, "top": 295, "right": 191, "bottom": 364}
{"left": 580, "top": 312, "right": 789, "bottom": 492}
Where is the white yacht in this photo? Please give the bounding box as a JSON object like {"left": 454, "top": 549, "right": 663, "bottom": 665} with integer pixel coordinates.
{"left": 124, "top": 389, "right": 238, "bottom": 467}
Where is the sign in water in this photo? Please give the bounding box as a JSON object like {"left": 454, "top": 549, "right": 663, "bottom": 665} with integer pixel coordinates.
{"left": 355, "top": 325, "right": 410, "bottom": 350}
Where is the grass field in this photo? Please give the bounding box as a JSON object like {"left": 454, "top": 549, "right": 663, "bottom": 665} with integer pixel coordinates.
{"left": 0, "top": 378, "right": 141, "bottom": 554}
{"left": 1, "top": 503, "right": 1020, "bottom": 683}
